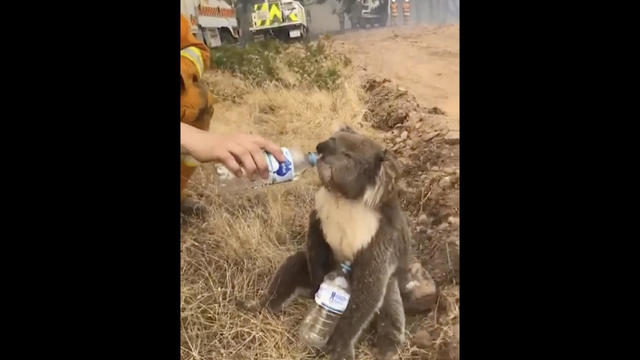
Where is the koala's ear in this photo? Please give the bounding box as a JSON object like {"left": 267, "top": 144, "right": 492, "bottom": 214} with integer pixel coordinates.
{"left": 334, "top": 123, "right": 357, "bottom": 134}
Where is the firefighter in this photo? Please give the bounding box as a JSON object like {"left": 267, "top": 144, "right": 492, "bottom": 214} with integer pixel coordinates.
{"left": 180, "top": 15, "right": 285, "bottom": 216}
{"left": 402, "top": 0, "right": 411, "bottom": 25}
{"left": 334, "top": 0, "right": 355, "bottom": 33}
{"left": 390, "top": 0, "right": 399, "bottom": 25}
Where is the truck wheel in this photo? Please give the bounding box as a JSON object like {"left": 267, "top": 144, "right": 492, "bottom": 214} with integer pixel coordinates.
{"left": 220, "top": 28, "right": 235, "bottom": 44}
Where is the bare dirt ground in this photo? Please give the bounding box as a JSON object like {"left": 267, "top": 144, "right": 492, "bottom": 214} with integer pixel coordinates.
{"left": 333, "top": 25, "right": 459, "bottom": 128}
{"left": 182, "top": 25, "right": 459, "bottom": 360}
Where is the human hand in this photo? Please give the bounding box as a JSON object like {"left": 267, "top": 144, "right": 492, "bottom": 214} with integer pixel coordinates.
{"left": 181, "top": 123, "right": 286, "bottom": 180}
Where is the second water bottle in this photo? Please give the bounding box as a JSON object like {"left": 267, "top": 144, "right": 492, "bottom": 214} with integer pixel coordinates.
{"left": 298, "top": 261, "right": 352, "bottom": 348}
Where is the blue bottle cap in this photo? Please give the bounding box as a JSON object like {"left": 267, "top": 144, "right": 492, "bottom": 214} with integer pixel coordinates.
{"left": 307, "top": 152, "right": 318, "bottom": 166}
{"left": 340, "top": 262, "right": 352, "bottom": 272}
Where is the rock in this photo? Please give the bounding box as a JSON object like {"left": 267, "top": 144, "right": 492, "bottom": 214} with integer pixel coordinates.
{"left": 439, "top": 176, "right": 454, "bottom": 188}
{"left": 400, "top": 131, "right": 408, "bottom": 141}
{"left": 423, "top": 131, "right": 439, "bottom": 142}
{"left": 445, "top": 130, "right": 460, "bottom": 145}
{"left": 437, "top": 222, "right": 449, "bottom": 230}
{"left": 393, "top": 112, "right": 407, "bottom": 124}
{"left": 447, "top": 216, "right": 460, "bottom": 226}
{"left": 408, "top": 111, "right": 423, "bottom": 124}
{"left": 415, "top": 122, "right": 422, "bottom": 130}
{"left": 427, "top": 106, "right": 446, "bottom": 115}
{"left": 412, "top": 329, "right": 432, "bottom": 348}
{"left": 418, "top": 214, "right": 429, "bottom": 226}
{"left": 400, "top": 260, "right": 439, "bottom": 315}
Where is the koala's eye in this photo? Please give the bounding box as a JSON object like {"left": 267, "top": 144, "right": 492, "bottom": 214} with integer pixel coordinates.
{"left": 343, "top": 152, "right": 352, "bottom": 159}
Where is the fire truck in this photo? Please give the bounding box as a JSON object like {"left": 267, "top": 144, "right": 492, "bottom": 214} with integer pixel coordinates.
{"left": 249, "top": 0, "right": 310, "bottom": 41}
{"left": 181, "top": 0, "right": 240, "bottom": 47}
{"left": 347, "top": 0, "right": 411, "bottom": 28}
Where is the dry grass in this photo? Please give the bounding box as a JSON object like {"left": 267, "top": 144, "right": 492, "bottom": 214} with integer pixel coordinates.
{"left": 182, "top": 44, "right": 458, "bottom": 360}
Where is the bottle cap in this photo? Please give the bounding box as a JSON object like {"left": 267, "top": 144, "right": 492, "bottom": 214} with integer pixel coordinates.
{"left": 307, "top": 152, "right": 318, "bottom": 166}
{"left": 340, "top": 261, "right": 352, "bottom": 272}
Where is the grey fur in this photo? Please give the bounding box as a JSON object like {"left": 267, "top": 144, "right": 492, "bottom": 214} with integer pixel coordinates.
{"left": 254, "top": 128, "right": 412, "bottom": 360}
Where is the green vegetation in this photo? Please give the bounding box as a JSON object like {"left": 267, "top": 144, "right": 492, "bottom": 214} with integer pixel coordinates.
{"left": 210, "top": 39, "right": 351, "bottom": 91}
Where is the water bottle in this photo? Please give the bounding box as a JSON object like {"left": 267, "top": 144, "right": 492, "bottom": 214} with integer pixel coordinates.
{"left": 215, "top": 148, "right": 318, "bottom": 189}
{"left": 299, "top": 261, "right": 352, "bottom": 348}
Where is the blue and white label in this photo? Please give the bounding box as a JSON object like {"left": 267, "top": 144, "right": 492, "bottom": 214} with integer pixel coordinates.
{"left": 315, "top": 282, "right": 350, "bottom": 314}
{"left": 266, "top": 147, "right": 295, "bottom": 184}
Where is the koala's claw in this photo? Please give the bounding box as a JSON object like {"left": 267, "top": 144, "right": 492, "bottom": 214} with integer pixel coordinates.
{"left": 328, "top": 349, "right": 355, "bottom": 360}
{"left": 375, "top": 348, "right": 400, "bottom": 360}
{"left": 325, "top": 338, "right": 354, "bottom": 360}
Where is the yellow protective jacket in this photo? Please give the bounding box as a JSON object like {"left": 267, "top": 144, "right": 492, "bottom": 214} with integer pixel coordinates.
{"left": 181, "top": 14, "right": 213, "bottom": 129}
{"left": 181, "top": 14, "right": 214, "bottom": 199}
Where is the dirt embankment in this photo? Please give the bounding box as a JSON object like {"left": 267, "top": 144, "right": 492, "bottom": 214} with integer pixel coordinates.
{"left": 360, "top": 73, "right": 459, "bottom": 360}
{"left": 334, "top": 25, "right": 459, "bottom": 129}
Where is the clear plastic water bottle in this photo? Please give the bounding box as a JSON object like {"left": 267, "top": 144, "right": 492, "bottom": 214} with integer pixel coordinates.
{"left": 215, "top": 148, "right": 318, "bottom": 189}
{"left": 299, "top": 261, "right": 352, "bottom": 348}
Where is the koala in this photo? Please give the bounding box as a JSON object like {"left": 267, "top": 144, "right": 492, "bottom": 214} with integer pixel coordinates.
{"left": 245, "top": 126, "right": 428, "bottom": 360}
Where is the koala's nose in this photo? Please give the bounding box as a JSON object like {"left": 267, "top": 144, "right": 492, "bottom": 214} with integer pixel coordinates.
{"left": 316, "top": 139, "right": 334, "bottom": 155}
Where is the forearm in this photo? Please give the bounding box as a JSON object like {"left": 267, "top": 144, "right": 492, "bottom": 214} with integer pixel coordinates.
{"left": 181, "top": 122, "right": 206, "bottom": 155}
{"left": 179, "top": 124, "right": 285, "bottom": 179}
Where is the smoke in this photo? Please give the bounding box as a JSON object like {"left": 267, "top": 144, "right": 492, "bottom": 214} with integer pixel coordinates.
{"left": 413, "top": 0, "right": 459, "bottom": 25}
{"left": 307, "top": 1, "right": 341, "bottom": 35}
{"left": 307, "top": 0, "right": 459, "bottom": 36}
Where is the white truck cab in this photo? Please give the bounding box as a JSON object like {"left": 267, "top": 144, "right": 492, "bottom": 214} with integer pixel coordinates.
{"left": 181, "top": 0, "right": 239, "bottom": 47}
{"left": 249, "top": 0, "right": 310, "bottom": 41}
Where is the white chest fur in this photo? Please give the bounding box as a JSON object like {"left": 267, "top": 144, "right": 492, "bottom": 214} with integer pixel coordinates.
{"left": 315, "top": 188, "right": 381, "bottom": 262}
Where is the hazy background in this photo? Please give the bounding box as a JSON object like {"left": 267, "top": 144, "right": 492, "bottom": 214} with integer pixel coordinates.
{"left": 308, "top": 0, "right": 460, "bottom": 36}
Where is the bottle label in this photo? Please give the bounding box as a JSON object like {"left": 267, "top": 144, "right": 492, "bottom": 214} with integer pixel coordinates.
{"left": 315, "top": 282, "right": 350, "bottom": 314}
{"left": 266, "top": 147, "right": 295, "bottom": 184}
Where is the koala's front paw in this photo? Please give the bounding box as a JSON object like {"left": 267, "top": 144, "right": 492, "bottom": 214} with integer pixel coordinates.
{"left": 328, "top": 348, "right": 354, "bottom": 360}
{"left": 325, "top": 337, "right": 354, "bottom": 360}
{"left": 375, "top": 347, "right": 399, "bottom": 360}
